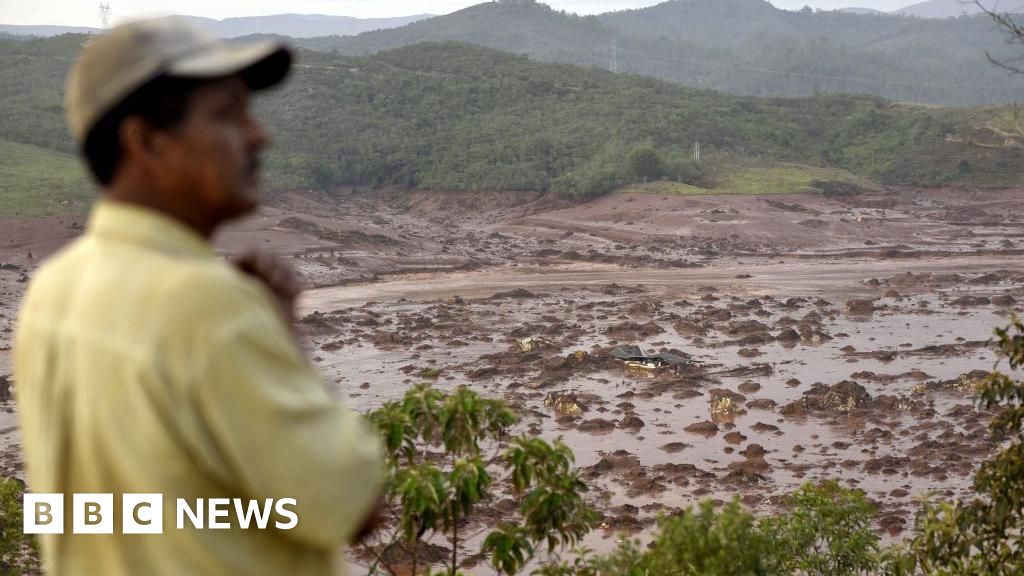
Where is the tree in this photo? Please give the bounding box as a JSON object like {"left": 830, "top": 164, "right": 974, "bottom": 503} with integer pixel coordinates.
{"left": 561, "top": 481, "right": 881, "bottom": 576}
{"left": 360, "top": 384, "right": 595, "bottom": 575}
{"left": 0, "top": 477, "right": 39, "bottom": 575}
{"left": 626, "top": 144, "right": 663, "bottom": 182}
{"left": 891, "top": 315, "right": 1024, "bottom": 575}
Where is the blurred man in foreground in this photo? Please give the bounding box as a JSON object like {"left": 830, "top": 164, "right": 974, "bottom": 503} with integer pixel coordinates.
{"left": 14, "top": 16, "right": 383, "bottom": 575}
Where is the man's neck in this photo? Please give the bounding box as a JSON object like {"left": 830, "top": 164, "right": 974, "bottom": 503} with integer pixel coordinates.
{"left": 103, "top": 185, "right": 216, "bottom": 239}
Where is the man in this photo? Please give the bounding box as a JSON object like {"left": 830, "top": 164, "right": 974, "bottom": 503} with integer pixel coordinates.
{"left": 14, "top": 16, "right": 383, "bottom": 575}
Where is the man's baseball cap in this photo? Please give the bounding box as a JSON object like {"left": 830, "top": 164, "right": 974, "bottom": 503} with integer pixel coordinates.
{"left": 66, "top": 16, "right": 292, "bottom": 146}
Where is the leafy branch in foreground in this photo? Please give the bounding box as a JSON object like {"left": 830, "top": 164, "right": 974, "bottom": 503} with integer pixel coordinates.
{"left": 361, "top": 383, "right": 595, "bottom": 575}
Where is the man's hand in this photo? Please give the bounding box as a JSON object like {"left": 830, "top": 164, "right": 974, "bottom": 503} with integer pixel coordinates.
{"left": 234, "top": 251, "right": 302, "bottom": 323}
{"left": 351, "top": 494, "right": 385, "bottom": 544}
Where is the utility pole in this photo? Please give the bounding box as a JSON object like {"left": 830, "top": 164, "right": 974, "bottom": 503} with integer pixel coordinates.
{"left": 609, "top": 37, "right": 618, "bottom": 73}
{"left": 99, "top": 3, "right": 111, "bottom": 29}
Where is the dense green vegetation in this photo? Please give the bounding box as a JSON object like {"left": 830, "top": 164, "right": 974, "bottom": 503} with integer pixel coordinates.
{"left": 300, "top": 0, "right": 1024, "bottom": 107}
{"left": 1, "top": 34, "right": 1021, "bottom": 212}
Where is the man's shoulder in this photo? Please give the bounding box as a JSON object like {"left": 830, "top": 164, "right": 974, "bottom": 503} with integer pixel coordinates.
{"left": 165, "top": 256, "right": 279, "bottom": 325}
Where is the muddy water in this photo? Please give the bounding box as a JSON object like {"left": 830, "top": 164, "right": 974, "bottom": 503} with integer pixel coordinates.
{"left": 298, "top": 256, "right": 1022, "bottom": 547}
{"left": 299, "top": 255, "right": 1020, "bottom": 312}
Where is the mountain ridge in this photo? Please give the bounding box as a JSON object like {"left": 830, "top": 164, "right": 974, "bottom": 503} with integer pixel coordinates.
{"left": 0, "top": 13, "right": 434, "bottom": 39}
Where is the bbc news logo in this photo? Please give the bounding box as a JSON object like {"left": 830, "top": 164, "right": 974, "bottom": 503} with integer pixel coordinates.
{"left": 23, "top": 494, "right": 299, "bottom": 534}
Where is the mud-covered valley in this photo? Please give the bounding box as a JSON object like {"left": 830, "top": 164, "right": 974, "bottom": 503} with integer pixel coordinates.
{"left": 1, "top": 186, "right": 1023, "bottom": 553}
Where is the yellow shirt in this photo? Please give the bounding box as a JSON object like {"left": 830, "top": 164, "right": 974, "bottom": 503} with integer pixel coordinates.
{"left": 14, "top": 201, "right": 383, "bottom": 576}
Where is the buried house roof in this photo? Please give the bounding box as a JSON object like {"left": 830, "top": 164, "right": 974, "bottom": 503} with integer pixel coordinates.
{"left": 609, "top": 345, "right": 690, "bottom": 366}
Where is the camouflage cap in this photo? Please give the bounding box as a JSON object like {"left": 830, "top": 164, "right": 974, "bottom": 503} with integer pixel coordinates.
{"left": 66, "top": 16, "right": 292, "bottom": 145}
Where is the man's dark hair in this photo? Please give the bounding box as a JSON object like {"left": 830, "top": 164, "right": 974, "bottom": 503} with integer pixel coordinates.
{"left": 82, "top": 75, "right": 206, "bottom": 186}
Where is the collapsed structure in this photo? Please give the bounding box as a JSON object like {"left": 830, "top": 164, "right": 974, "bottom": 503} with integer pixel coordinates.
{"left": 610, "top": 345, "right": 690, "bottom": 371}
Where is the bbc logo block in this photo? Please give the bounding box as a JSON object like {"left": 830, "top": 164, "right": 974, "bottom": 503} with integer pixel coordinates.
{"left": 24, "top": 494, "right": 163, "bottom": 535}
{"left": 23, "top": 494, "right": 297, "bottom": 534}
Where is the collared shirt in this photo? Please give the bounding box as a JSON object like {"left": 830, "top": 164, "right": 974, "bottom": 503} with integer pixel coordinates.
{"left": 14, "top": 201, "right": 383, "bottom": 576}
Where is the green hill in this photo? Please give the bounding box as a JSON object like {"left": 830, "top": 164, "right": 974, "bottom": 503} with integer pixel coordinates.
{"left": 298, "top": 0, "right": 1024, "bottom": 106}
{"left": 0, "top": 139, "right": 92, "bottom": 216}
{"left": 1, "top": 35, "right": 1021, "bottom": 213}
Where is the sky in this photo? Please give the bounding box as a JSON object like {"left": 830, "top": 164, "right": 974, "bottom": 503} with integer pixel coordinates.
{"left": 0, "top": 0, "right": 945, "bottom": 27}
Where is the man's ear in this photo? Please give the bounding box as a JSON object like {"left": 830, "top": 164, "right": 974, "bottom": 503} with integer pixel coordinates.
{"left": 118, "top": 116, "right": 151, "bottom": 166}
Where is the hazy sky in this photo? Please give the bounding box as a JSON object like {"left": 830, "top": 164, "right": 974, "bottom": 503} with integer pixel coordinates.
{"left": 0, "top": 0, "right": 954, "bottom": 27}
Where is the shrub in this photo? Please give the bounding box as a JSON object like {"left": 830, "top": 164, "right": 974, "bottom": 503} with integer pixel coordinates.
{"left": 361, "top": 384, "right": 595, "bottom": 575}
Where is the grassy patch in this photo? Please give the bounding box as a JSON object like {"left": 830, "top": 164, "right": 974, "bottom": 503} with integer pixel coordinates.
{"left": 0, "top": 139, "right": 93, "bottom": 216}
{"left": 618, "top": 180, "right": 711, "bottom": 196}
{"left": 621, "top": 163, "right": 879, "bottom": 197}
{"left": 716, "top": 163, "right": 879, "bottom": 195}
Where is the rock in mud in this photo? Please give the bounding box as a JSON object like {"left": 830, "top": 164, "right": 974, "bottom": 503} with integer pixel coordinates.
{"left": 737, "top": 381, "right": 761, "bottom": 394}
{"left": 660, "top": 442, "right": 689, "bottom": 453}
{"left": 741, "top": 444, "right": 766, "bottom": 459}
{"left": 992, "top": 294, "right": 1017, "bottom": 307}
{"left": 821, "top": 381, "right": 871, "bottom": 412}
{"left": 726, "top": 457, "right": 771, "bottom": 483}
{"left": 747, "top": 398, "right": 777, "bottom": 410}
{"left": 951, "top": 295, "right": 991, "bottom": 307}
{"left": 489, "top": 288, "right": 537, "bottom": 300}
{"left": 606, "top": 320, "right": 665, "bottom": 339}
{"left": 776, "top": 328, "right": 801, "bottom": 345}
{"left": 782, "top": 380, "right": 871, "bottom": 416}
{"left": 845, "top": 299, "right": 876, "bottom": 316}
{"left": 674, "top": 320, "right": 708, "bottom": 337}
{"left": 618, "top": 415, "right": 646, "bottom": 430}
{"left": 723, "top": 431, "right": 747, "bottom": 445}
{"left": 578, "top": 418, "right": 616, "bottom": 434}
{"left": 727, "top": 320, "right": 772, "bottom": 337}
{"left": 685, "top": 421, "right": 720, "bottom": 436}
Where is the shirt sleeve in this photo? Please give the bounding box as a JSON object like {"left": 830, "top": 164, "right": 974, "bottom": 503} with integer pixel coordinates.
{"left": 191, "top": 309, "right": 384, "bottom": 549}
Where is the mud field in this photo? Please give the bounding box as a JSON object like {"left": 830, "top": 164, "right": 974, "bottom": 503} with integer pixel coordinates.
{"left": 1, "top": 186, "right": 1023, "bottom": 555}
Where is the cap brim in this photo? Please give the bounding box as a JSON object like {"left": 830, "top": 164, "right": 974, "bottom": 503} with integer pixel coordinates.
{"left": 168, "top": 41, "right": 292, "bottom": 91}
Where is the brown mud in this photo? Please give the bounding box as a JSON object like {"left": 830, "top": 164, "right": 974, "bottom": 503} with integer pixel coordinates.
{"left": 1, "top": 186, "right": 1023, "bottom": 563}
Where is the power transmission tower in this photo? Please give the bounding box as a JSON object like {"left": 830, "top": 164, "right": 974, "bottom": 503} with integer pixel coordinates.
{"left": 693, "top": 141, "right": 701, "bottom": 163}
{"left": 99, "top": 3, "right": 112, "bottom": 29}
{"left": 609, "top": 38, "right": 618, "bottom": 73}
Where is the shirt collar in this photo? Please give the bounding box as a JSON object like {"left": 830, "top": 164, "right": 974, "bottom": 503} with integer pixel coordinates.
{"left": 87, "top": 200, "right": 215, "bottom": 258}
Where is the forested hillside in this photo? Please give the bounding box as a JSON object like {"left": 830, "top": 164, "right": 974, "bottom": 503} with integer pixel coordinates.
{"left": 2, "top": 35, "right": 1021, "bottom": 201}
{"left": 299, "top": 0, "right": 1024, "bottom": 106}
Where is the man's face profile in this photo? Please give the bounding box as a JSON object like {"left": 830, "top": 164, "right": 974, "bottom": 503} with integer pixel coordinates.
{"left": 143, "top": 76, "right": 269, "bottom": 221}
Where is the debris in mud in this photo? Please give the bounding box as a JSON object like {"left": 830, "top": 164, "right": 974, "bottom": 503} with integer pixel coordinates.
{"left": 610, "top": 345, "right": 690, "bottom": 371}
{"left": 514, "top": 336, "right": 550, "bottom": 352}
{"left": 781, "top": 380, "right": 871, "bottom": 417}
{"left": 914, "top": 370, "right": 989, "bottom": 395}
{"left": 709, "top": 388, "right": 748, "bottom": 423}
{"left": 544, "top": 391, "right": 587, "bottom": 417}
